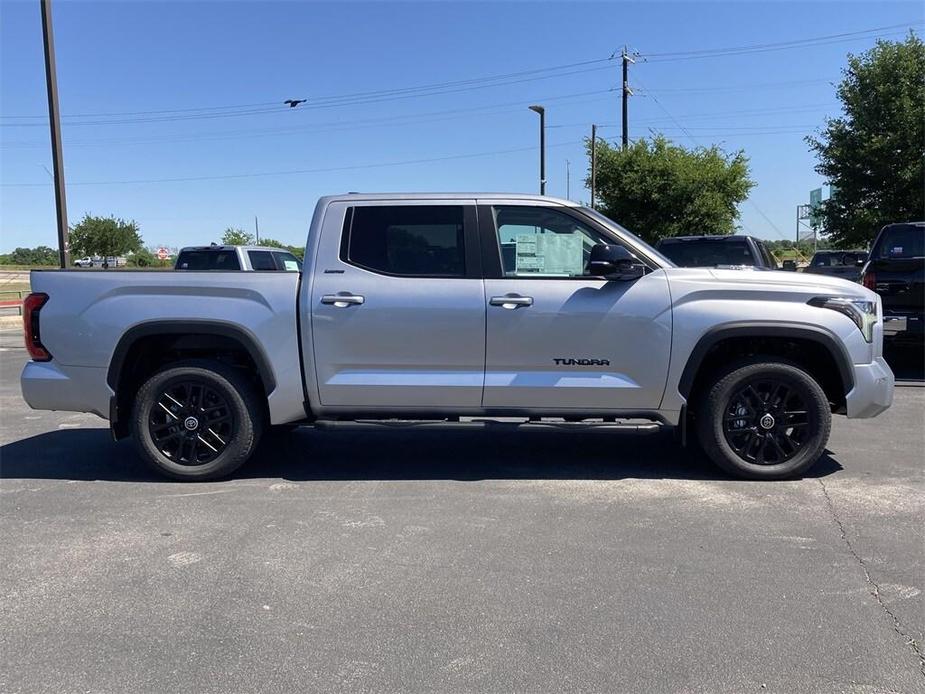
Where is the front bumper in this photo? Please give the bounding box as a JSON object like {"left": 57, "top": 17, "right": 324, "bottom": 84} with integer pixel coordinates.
{"left": 21, "top": 360, "right": 111, "bottom": 419}
{"left": 845, "top": 356, "right": 894, "bottom": 418}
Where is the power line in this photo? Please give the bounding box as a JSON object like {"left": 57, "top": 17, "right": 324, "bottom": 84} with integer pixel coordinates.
{"left": 1, "top": 90, "right": 616, "bottom": 149}
{"left": 636, "top": 78, "right": 838, "bottom": 94}
{"left": 640, "top": 23, "right": 920, "bottom": 62}
{"left": 0, "top": 140, "right": 582, "bottom": 187}
{"left": 1, "top": 57, "right": 616, "bottom": 124}
{"left": 0, "top": 100, "right": 283, "bottom": 120}
{"left": 636, "top": 78, "right": 788, "bottom": 239}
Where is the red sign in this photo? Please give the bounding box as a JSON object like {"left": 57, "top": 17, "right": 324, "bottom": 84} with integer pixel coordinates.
{"left": 156, "top": 248, "right": 169, "bottom": 260}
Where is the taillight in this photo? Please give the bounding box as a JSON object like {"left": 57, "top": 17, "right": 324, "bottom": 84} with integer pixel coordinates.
{"left": 862, "top": 271, "right": 876, "bottom": 291}
{"left": 22, "top": 292, "right": 51, "bottom": 361}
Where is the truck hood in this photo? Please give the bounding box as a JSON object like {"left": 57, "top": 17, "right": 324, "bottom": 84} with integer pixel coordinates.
{"left": 664, "top": 266, "right": 874, "bottom": 300}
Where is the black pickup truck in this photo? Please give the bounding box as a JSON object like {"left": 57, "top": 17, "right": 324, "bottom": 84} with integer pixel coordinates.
{"left": 861, "top": 222, "right": 924, "bottom": 344}
{"left": 655, "top": 235, "right": 779, "bottom": 269}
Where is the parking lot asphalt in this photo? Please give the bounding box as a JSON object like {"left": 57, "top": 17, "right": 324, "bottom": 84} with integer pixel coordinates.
{"left": 1, "top": 329, "right": 923, "bottom": 694}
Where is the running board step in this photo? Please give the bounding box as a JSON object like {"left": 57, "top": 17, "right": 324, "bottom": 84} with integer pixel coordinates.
{"left": 311, "top": 419, "right": 663, "bottom": 433}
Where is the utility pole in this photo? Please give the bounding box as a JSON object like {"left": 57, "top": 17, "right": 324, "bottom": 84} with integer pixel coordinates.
{"left": 528, "top": 105, "right": 546, "bottom": 195}
{"left": 590, "top": 124, "right": 597, "bottom": 209}
{"left": 254, "top": 215, "right": 260, "bottom": 244}
{"left": 40, "top": 0, "right": 69, "bottom": 268}
{"left": 622, "top": 46, "right": 634, "bottom": 150}
{"left": 566, "top": 160, "right": 570, "bottom": 200}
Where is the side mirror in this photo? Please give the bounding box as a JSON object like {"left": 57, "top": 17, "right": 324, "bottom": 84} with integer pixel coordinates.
{"left": 588, "top": 244, "right": 646, "bottom": 281}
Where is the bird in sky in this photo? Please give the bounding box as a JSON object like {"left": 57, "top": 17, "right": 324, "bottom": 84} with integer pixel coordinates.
{"left": 284, "top": 99, "right": 307, "bottom": 108}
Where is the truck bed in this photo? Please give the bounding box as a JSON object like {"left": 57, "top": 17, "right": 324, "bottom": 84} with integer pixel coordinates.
{"left": 24, "top": 270, "right": 306, "bottom": 424}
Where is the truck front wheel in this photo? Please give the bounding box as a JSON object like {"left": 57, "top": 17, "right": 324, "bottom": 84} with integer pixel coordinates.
{"left": 131, "top": 359, "right": 263, "bottom": 481}
{"left": 696, "top": 359, "right": 831, "bottom": 480}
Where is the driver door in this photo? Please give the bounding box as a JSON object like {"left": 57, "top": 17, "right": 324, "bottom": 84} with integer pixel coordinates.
{"left": 480, "top": 204, "right": 672, "bottom": 411}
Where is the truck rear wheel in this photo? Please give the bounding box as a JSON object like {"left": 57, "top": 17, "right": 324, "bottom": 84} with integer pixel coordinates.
{"left": 696, "top": 359, "right": 831, "bottom": 480}
{"left": 131, "top": 359, "right": 263, "bottom": 481}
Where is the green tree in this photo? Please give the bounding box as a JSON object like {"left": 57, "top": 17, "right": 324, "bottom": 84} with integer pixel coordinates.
{"left": 221, "top": 227, "right": 254, "bottom": 245}
{"left": 0, "top": 246, "right": 58, "bottom": 265}
{"left": 258, "top": 237, "right": 304, "bottom": 260}
{"left": 68, "top": 215, "right": 142, "bottom": 266}
{"left": 586, "top": 135, "right": 753, "bottom": 243}
{"left": 807, "top": 33, "right": 925, "bottom": 248}
{"left": 129, "top": 247, "right": 156, "bottom": 267}
{"left": 257, "top": 237, "right": 286, "bottom": 248}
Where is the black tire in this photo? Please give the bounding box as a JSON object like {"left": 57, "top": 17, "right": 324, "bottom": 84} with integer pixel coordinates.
{"left": 131, "top": 359, "right": 264, "bottom": 481}
{"left": 695, "top": 358, "right": 831, "bottom": 480}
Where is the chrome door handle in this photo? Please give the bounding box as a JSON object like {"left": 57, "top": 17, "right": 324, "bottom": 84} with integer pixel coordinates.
{"left": 489, "top": 295, "right": 533, "bottom": 309}
{"left": 321, "top": 293, "right": 365, "bottom": 307}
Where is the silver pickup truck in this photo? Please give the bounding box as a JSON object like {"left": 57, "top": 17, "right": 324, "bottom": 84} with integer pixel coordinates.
{"left": 21, "top": 193, "right": 894, "bottom": 481}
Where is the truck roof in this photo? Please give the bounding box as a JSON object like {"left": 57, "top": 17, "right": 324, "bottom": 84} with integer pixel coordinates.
{"left": 177, "top": 245, "right": 298, "bottom": 253}
{"left": 657, "top": 235, "right": 760, "bottom": 243}
{"left": 318, "top": 192, "right": 582, "bottom": 206}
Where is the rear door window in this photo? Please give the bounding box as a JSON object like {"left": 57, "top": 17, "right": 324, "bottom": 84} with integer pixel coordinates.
{"left": 343, "top": 205, "right": 466, "bottom": 276}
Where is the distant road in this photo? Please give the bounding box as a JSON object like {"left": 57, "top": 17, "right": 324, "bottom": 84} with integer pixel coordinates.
{"left": 0, "top": 270, "right": 30, "bottom": 286}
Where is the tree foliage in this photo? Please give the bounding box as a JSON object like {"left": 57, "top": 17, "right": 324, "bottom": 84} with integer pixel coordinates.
{"left": 258, "top": 236, "right": 305, "bottom": 260}
{"left": 69, "top": 215, "right": 142, "bottom": 264}
{"left": 586, "top": 136, "right": 753, "bottom": 243}
{"left": 221, "top": 227, "right": 255, "bottom": 245}
{"left": 0, "top": 246, "right": 58, "bottom": 266}
{"left": 807, "top": 33, "right": 925, "bottom": 248}
{"left": 128, "top": 248, "right": 156, "bottom": 267}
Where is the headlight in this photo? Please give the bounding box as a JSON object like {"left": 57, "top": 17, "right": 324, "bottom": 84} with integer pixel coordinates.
{"left": 808, "top": 296, "right": 878, "bottom": 342}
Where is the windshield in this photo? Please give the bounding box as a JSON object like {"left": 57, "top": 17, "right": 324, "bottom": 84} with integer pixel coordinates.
{"left": 873, "top": 225, "right": 924, "bottom": 259}
{"left": 578, "top": 207, "right": 675, "bottom": 267}
{"left": 658, "top": 239, "right": 755, "bottom": 268}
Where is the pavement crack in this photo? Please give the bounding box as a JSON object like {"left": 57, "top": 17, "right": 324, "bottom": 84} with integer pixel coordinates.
{"left": 817, "top": 478, "right": 925, "bottom": 679}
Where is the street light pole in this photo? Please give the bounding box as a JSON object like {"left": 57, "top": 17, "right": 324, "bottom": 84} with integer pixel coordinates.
{"left": 590, "top": 124, "right": 597, "bottom": 209}
{"left": 40, "top": 0, "right": 69, "bottom": 268}
{"left": 528, "top": 105, "right": 546, "bottom": 195}
{"left": 566, "top": 159, "right": 570, "bottom": 200}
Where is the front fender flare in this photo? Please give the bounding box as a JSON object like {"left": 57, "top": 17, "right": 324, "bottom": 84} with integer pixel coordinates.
{"left": 676, "top": 322, "right": 855, "bottom": 401}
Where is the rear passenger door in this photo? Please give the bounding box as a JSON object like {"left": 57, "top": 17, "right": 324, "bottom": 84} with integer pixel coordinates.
{"left": 310, "top": 201, "right": 485, "bottom": 410}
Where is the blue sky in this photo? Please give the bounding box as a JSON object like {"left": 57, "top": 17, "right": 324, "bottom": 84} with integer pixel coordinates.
{"left": 1, "top": 0, "right": 921, "bottom": 252}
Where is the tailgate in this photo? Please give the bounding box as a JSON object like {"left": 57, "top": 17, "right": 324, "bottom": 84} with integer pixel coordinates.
{"left": 867, "top": 258, "right": 925, "bottom": 313}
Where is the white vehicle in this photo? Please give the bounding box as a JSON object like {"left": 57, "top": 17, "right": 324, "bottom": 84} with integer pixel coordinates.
{"left": 73, "top": 257, "right": 94, "bottom": 268}
{"left": 174, "top": 245, "right": 302, "bottom": 272}
{"left": 21, "top": 194, "right": 894, "bottom": 481}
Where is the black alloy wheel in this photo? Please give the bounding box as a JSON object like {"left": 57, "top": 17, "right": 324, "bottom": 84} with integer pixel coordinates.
{"left": 148, "top": 380, "right": 235, "bottom": 466}
{"left": 722, "top": 379, "right": 812, "bottom": 465}
{"left": 696, "top": 359, "right": 831, "bottom": 480}
{"left": 131, "top": 359, "right": 263, "bottom": 481}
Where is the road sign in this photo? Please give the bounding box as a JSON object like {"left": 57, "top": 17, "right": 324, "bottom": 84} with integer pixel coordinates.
{"left": 156, "top": 247, "right": 169, "bottom": 261}
{"left": 809, "top": 188, "right": 823, "bottom": 229}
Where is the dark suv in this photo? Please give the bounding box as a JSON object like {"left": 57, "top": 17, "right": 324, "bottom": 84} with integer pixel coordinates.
{"left": 655, "top": 235, "right": 778, "bottom": 269}
{"left": 860, "top": 222, "right": 924, "bottom": 344}
{"left": 804, "top": 250, "right": 868, "bottom": 283}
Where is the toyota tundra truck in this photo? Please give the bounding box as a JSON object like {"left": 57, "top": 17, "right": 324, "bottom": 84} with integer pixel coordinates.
{"left": 20, "top": 194, "right": 894, "bottom": 481}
